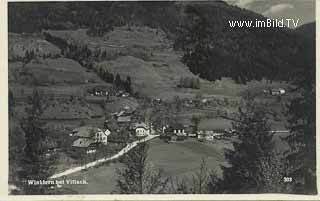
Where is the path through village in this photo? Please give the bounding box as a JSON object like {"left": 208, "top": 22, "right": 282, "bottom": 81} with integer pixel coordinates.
{"left": 49, "top": 135, "right": 159, "bottom": 179}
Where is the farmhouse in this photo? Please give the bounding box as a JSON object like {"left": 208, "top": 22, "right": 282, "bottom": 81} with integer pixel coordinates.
{"left": 264, "top": 88, "right": 286, "bottom": 96}
{"left": 131, "top": 122, "right": 150, "bottom": 137}
{"left": 117, "top": 115, "right": 132, "bottom": 124}
{"left": 172, "top": 123, "right": 186, "bottom": 136}
{"left": 71, "top": 126, "right": 111, "bottom": 148}
{"left": 185, "top": 125, "right": 197, "bottom": 137}
{"left": 94, "top": 86, "right": 109, "bottom": 96}
{"left": 88, "top": 86, "right": 109, "bottom": 96}
{"left": 197, "top": 130, "right": 224, "bottom": 141}
{"left": 161, "top": 123, "right": 187, "bottom": 142}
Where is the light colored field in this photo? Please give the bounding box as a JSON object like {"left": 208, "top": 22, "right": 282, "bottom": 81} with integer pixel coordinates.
{"left": 198, "top": 118, "right": 232, "bottom": 130}
{"left": 63, "top": 134, "right": 287, "bottom": 194}
{"left": 46, "top": 27, "right": 293, "bottom": 102}
{"left": 64, "top": 162, "right": 122, "bottom": 194}
{"left": 65, "top": 137, "right": 233, "bottom": 194}
{"left": 9, "top": 33, "right": 61, "bottom": 59}
{"left": 148, "top": 138, "right": 232, "bottom": 179}
{"left": 24, "top": 58, "right": 102, "bottom": 85}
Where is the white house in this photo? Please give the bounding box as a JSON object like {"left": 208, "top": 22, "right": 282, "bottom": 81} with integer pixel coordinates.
{"left": 132, "top": 122, "right": 150, "bottom": 137}
{"left": 172, "top": 123, "right": 186, "bottom": 136}
{"left": 197, "top": 130, "right": 224, "bottom": 141}
{"left": 71, "top": 126, "right": 111, "bottom": 147}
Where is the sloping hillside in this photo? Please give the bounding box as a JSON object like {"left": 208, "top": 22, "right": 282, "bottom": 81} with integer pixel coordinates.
{"left": 45, "top": 25, "right": 203, "bottom": 99}
{"left": 8, "top": 1, "right": 313, "bottom": 85}
{"left": 20, "top": 58, "right": 101, "bottom": 85}
{"left": 295, "top": 22, "right": 316, "bottom": 41}
{"left": 9, "top": 33, "right": 61, "bottom": 61}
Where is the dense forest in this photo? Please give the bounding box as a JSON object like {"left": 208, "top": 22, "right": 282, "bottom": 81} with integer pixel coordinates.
{"left": 8, "top": 1, "right": 314, "bottom": 84}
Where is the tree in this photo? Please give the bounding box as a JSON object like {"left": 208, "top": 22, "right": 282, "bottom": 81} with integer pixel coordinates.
{"left": 115, "top": 74, "right": 121, "bottom": 88}
{"left": 192, "top": 78, "right": 200, "bottom": 89}
{"left": 191, "top": 157, "right": 209, "bottom": 194}
{"left": 168, "top": 157, "right": 219, "bottom": 194}
{"left": 115, "top": 142, "right": 169, "bottom": 194}
{"left": 254, "top": 153, "right": 290, "bottom": 193}
{"left": 173, "top": 95, "right": 182, "bottom": 113}
{"left": 284, "top": 72, "right": 316, "bottom": 194}
{"left": 191, "top": 115, "right": 200, "bottom": 134}
{"left": 18, "top": 88, "right": 56, "bottom": 194}
{"left": 125, "top": 76, "right": 132, "bottom": 93}
{"left": 9, "top": 89, "right": 14, "bottom": 116}
{"left": 99, "top": 67, "right": 103, "bottom": 77}
{"left": 110, "top": 73, "right": 114, "bottom": 83}
{"left": 179, "top": 6, "right": 212, "bottom": 80}
{"left": 168, "top": 177, "right": 191, "bottom": 194}
{"left": 218, "top": 97, "right": 275, "bottom": 193}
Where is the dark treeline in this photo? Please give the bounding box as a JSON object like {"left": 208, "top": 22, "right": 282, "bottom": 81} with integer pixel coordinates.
{"left": 8, "top": 2, "right": 179, "bottom": 36}
{"left": 176, "top": 4, "right": 314, "bottom": 84}
{"left": 97, "top": 68, "right": 132, "bottom": 93}
{"left": 9, "top": 1, "right": 314, "bottom": 85}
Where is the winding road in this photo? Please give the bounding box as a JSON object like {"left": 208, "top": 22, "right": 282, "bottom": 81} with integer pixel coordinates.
{"left": 49, "top": 135, "right": 159, "bottom": 179}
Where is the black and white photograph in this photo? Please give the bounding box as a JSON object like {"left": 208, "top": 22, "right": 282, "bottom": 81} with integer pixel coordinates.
{"left": 7, "top": 0, "right": 317, "bottom": 196}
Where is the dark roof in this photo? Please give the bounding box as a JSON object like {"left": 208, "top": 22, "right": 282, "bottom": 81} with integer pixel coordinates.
{"left": 94, "top": 86, "right": 108, "bottom": 92}
{"left": 117, "top": 116, "right": 131, "bottom": 123}
{"left": 72, "top": 138, "right": 95, "bottom": 148}
{"left": 171, "top": 123, "right": 184, "bottom": 130}
{"left": 132, "top": 122, "right": 148, "bottom": 130}
{"left": 72, "top": 126, "right": 102, "bottom": 138}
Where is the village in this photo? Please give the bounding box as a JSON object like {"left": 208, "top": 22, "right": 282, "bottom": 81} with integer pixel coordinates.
{"left": 48, "top": 82, "right": 287, "bottom": 165}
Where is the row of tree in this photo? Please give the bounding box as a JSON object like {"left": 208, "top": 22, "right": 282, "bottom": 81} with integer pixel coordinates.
{"left": 96, "top": 68, "right": 132, "bottom": 94}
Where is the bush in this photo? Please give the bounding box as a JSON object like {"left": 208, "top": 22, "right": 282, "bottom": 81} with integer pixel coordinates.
{"left": 179, "top": 77, "right": 200, "bottom": 89}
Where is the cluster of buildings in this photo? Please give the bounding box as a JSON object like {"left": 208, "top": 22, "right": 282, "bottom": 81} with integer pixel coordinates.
{"left": 263, "top": 88, "right": 286, "bottom": 96}
{"left": 87, "top": 86, "right": 129, "bottom": 97}
{"left": 160, "top": 123, "right": 234, "bottom": 142}
{"left": 70, "top": 106, "right": 154, "bottom": 154}
{"left": 70, "top": 126, "right": 111, "bottom": 154}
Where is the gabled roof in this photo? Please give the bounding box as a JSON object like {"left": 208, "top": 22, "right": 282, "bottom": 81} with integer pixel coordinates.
{"left": 117, "top": 116, "right": 131, "bottom": 123}
{"left": 171, "top": 123, "right": 184, "bottom": 130}
{"left": 94, "top": 86, "right": 108, "bottom": 92}
{"left": 72, "top": 138, "right": 95, "bottom": 148}
{"left": 72, "top": 126, "right": 103, "bottom": 138}
{"left": 133, "top": 122, "right": 148, "bottom": 130}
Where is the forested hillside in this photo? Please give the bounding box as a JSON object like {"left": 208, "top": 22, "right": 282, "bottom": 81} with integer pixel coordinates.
{"left": 8, "top": 1, "right": 314, "bottom": 83}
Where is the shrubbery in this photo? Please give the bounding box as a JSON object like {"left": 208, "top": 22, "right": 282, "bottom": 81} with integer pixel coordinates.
{"left": 178, "top": 77, "right": 200, "bottom": 89}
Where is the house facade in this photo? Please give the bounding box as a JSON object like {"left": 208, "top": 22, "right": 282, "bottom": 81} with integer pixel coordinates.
{"left": 132, "top": 122, "right": 150, "bottom": 137}
{"left": 197, "top": 130, "right": 224, "bottom": 141}
{"left": 94, "top": 86, "right": 109, "bottom": 96}
{"left": 172, "top": 123, "right": 186, "bottom": 136}
{"left": 161, "top": 123, "right": 187, "bottom": 142}
{"left": 71, "top": 126, "right": 111, "bottom": 150}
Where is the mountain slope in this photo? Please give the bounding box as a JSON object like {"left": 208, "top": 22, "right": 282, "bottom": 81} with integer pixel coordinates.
{"left": 295, "top": 22, "right": 315, "bottom": 41}
{"left": 8, "top": 1, "right": 314, "bottom": 84}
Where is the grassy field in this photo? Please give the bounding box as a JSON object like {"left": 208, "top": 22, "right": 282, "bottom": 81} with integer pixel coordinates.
{"left": 63, "top": 162, "right": 122, "bottom": 194}
{"left": 64, "top": 137, "right": 233, "bottom": 194}
{"left": 198, "top": 118, "right": 232, "bottom": 130}
{"left": 9, "top": 33, "right": 61, "bottom": 60}
{"left": 45, "top": 26, "right": 294, "bottom": 102}
{"left": 148, "top": 138, "right": 232, "bottom": 179}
